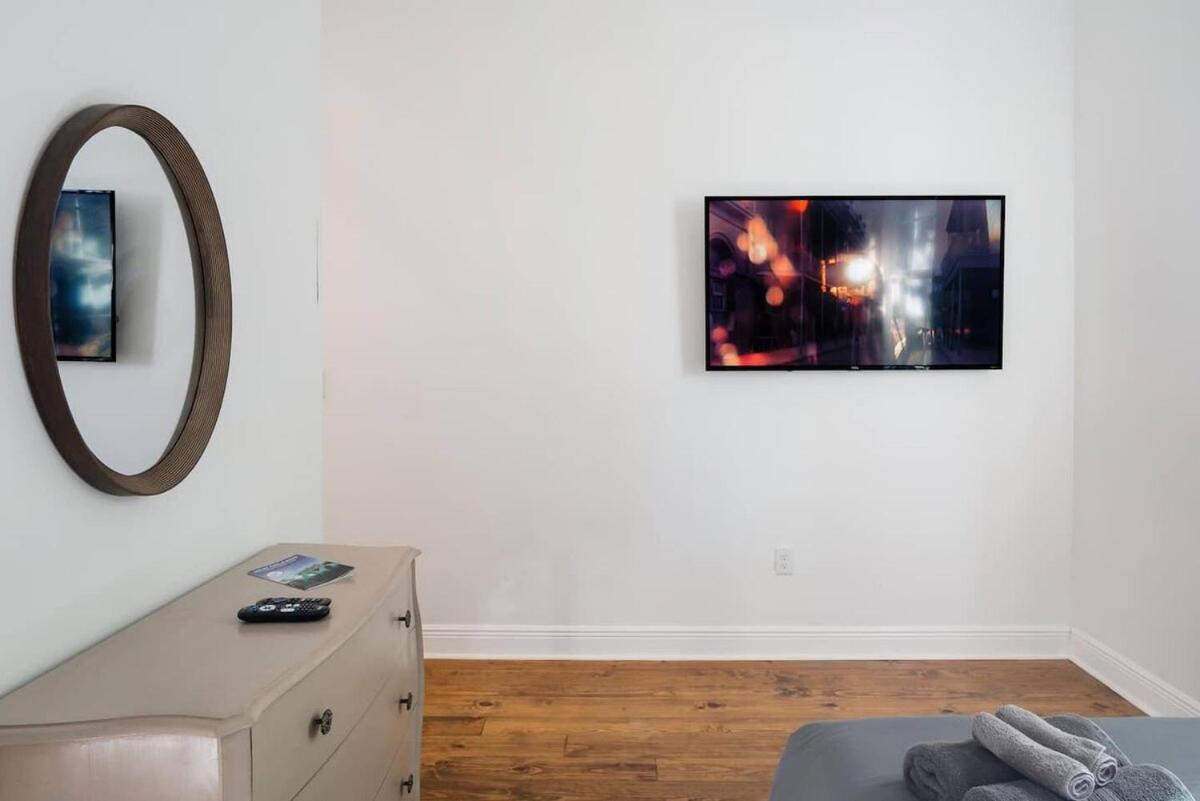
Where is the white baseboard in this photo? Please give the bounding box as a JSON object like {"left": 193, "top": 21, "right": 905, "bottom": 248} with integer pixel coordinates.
{"left": 424, "top": 624, "right": 1071, "bottom": 661}
{"left": 1069, "top": 629, "right": 1200, "bottom": 717}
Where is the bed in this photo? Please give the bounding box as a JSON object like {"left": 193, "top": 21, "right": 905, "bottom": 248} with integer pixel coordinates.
{"left": 768, "top": 716, "right": 1200, "bottom": 801}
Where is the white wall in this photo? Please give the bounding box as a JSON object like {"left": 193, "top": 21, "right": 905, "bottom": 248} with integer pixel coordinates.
{"left": 1072, "top": 0, "right": 1200, "bottom": 709}
{"left": 323, "top": 0, "right": 1078, "bottom": 653}
{"left": 0, "top": 0, "right": 322, "bottom": 695}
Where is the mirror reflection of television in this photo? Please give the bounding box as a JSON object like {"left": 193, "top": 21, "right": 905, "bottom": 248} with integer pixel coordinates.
{"left": 706, "top": 196, "right": 1004, "bottom": 370}
{"left": 51, "top": 189, "right": 116, "bottom": 362}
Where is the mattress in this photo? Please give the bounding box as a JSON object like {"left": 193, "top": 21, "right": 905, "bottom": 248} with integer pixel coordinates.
{"left": 769, "top": 716, "right": 1200, "bottom": 801}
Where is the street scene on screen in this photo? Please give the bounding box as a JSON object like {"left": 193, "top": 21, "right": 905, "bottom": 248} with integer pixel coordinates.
{"left": 707, "top": 197, "right": 1003, "bottom": 368}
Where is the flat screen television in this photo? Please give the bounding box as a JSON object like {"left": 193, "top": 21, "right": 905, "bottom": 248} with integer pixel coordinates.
{"left": 706, "top": 196, "right": 1004, "bottom": 370}
{"left": 50, "top": 189, "right": 116, "bottom": 362}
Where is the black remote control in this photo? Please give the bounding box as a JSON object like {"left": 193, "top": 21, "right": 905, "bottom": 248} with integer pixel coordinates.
{"left": 238, "top": 597, "right": 332, "bottom": 623}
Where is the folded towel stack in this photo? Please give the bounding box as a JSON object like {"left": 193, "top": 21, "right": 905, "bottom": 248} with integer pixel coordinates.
{"left": 1043, "top": 714, "right": 1132, "bottom": 770}
{"left": 964, "top": 779, "right": 1074, "bottom": 801}
{"left": 996, "top": 705, "right": 1118, "bottom": 785}
{"left": 965, "top": 765, "right": 1194, "bottom": 801}
{"left": 1092, "top": 765, "right": 1194, "bottom": 801}
{"left": 904, "top": 739, "right": 1019, "bottom": 801}
{"left": 972, "top": 712, "right": 1096, "bottom": 800}
{"left": 902, "top": 705, "right": 1194, "bottom": 801}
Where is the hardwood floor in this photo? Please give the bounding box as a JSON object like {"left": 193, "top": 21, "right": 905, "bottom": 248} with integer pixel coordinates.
{"left": 421, "top": 659, "right": 1141, "bottom": 801}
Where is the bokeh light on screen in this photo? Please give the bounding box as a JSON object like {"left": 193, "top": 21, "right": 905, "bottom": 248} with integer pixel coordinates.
{"left": 845, "top": 257, "right": 874, "bottom": 284}
{"left": 770, "top": 255, "right": 796, "bottom": 286}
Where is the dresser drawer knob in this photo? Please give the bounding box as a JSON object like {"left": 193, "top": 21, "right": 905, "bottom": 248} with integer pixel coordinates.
{"left": 400, "top": 774, "right": 415, "bottom": 795}
{"left": 313, "top": 708, "right": 333, "bottom": 736}
{"left": 396, "top": 610, "right": 413, "bottom": 628}
{"left": 399, "top": 691, "right": 414, "bottom": 711}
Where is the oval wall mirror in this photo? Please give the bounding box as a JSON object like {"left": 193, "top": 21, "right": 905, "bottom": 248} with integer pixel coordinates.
{"left": 14, "top": 105, "right": 231, "bottom": 496}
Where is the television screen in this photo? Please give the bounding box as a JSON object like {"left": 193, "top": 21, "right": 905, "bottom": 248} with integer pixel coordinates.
{"left": 50, "top": 189, "right": 115, "bottom": 362}
{"left": 706, "top": 196, "right": 1004, "bottom": 370}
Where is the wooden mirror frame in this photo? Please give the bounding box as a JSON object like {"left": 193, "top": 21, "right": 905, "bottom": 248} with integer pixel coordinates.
{"left": 14, "top": 104, "right": 231, "bottom": 496}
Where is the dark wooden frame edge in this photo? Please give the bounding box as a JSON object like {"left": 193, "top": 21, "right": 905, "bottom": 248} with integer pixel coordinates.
{"left": 14, "top": 104, "right": 231, "bottom": 496}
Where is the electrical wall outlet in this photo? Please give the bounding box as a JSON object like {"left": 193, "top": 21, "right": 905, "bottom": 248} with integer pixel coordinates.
{"left": 773, "top": 547, "right": 795, "bottom": 576}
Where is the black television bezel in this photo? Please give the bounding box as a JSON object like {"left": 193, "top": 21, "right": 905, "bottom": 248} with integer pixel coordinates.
{"left": 54, "top": 188, "right": 117, "bottom": 363}
{"left": 704, "top": 194, "right": 1005, "bottom": 372}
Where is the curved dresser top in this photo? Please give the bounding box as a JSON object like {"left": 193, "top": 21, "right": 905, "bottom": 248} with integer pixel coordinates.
{"left": 0, "top": 543, "right": 419, "bottom": 740}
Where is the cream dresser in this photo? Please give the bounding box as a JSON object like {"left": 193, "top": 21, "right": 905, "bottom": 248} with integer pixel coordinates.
{"left": 0, "top": 543, "right": 423, "bottom": 801}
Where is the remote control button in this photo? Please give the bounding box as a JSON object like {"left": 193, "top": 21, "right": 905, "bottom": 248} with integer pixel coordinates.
{"left": 259, "top": 604, "right": 276, "bottom": 611}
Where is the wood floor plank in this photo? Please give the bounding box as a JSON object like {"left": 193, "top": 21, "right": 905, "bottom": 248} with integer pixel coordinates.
{"left": 423, "top": 715, "right": 487, "bottom": 736}
{"left": 427, "top": 755, "right": 658, "bottom": 782}
{"left": 421, "top": 779, "right": 764, "bottom": 801}
{"left": 421, "top": 659, "right": 1141, "bottom": 800}
{"left": 424, "top": 733, "right": 567, "bottom": 759}
{"left": 655, "top": 757, "right": 780, "bottom": 783}
{"left": 564, "top": 731, "right": 789, "bottom": 760}
{"left": 481, "top": 717, "right": 820, "bottom": 737}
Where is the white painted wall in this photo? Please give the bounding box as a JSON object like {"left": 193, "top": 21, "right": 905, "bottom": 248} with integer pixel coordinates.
{"left": 1072, "top": 0, "right": 1200, "bottom": 708}
{"left": 0, "top": 0, "right": 322, "bottom": 695}
{"left": 323, "top": 0, "right": 1078, "bottom": 651}
{"left": 60, "top": 128, "right": 197, "bottom": 475}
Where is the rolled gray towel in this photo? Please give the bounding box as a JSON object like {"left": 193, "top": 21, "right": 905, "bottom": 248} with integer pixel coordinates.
{"left": 963, "top": 779, "right": 1063, "bottom": 801}
{"left": 972, "top": 713, "right": 1096, "bottom": 800}
{"left": 1046, "top": 714, "right": 1133, "bottom": 767}
{"left": 904, "top": 739, "right": 1021, "bottom": 801}
{"left": 997, "top": 704, "right": 1118, "bottom": 785}
{"left": 965, "top": 764, "right": 1195, "bottom": 801}
{"left": 1093, "top": 764, "right": 1195, "bottom": 801}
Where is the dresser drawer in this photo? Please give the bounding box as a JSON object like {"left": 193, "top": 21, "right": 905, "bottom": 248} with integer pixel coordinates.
{"left": 252, "top": 571, "right": 417, "bottom": 801}
{"left": 291, "top": 649, "right": 419, "bottom": 801}
{"left": 372, "top": 742, "right": 419, "bottom": 801}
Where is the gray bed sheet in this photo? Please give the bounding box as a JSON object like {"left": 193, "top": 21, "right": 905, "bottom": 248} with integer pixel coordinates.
{"left": 769, "top": 716, "right": 1200, "bottom": 801}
